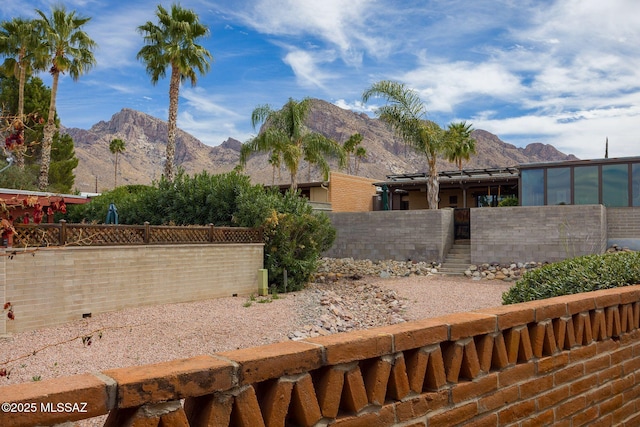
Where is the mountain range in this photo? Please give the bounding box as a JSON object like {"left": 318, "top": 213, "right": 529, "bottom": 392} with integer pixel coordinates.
{"left": 64, "top": 99, "right": 578, "bottom": 193}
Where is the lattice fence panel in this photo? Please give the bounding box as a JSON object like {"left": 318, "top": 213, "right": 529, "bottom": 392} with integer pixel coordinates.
{"left": 13, "top": 225, "right": 60, "bottom": 247}
{"left": 149, "top": 227, "right": 209, "bottom": 244}
{"left": 65, "top": 225, "right": 145, "bottom": 246}
{"left": 211, "top": 227, "right": 263, "bottom": 243}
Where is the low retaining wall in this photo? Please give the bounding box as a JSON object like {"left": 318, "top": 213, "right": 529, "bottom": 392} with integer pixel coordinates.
{"left": 325, "top": 209, "right": 454, "bottom": 262}
{"left": 608, "top": 207, "right": 640, "bottom": 251}
{"left": 0, "top": 244, "right": 264, "bottom": 334}
{"left": 3, "top": 285, "right": 640, "bottom": 426}
{"left": 471, "top": 205, "right": 607, "bottom": 264}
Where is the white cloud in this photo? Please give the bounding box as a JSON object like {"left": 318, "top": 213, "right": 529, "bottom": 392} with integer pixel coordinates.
{"left": 282, "top": 49, "right": 337, "bottom": 89}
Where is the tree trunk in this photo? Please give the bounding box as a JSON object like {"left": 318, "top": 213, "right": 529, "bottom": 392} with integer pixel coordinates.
{"left": 165, "top": 65, "right": 180, "bottom": 182}
{"left": 39, "top": 71, "right": 59, "bottom": 191}
{"left": 290, "top": 170, "right": 297, "bottom": 192}
{"left": 114, "top": 151, "right": 119, "bottom": 188}
{"left": 426, "top": 157, "right": 439, "bottom": 209}
{"left": 15, "top": 60, "right": 26, "bottom": 169}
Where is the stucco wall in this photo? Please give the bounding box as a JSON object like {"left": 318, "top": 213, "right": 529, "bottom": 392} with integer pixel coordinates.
{"left": 329, "top": 171, "right": 379, "bottom": 212}
{"left": 1, "top": 244, "right": 264, "bottom": 334}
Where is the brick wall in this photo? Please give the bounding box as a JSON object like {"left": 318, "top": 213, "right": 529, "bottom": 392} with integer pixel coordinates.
{"left": 328, "top": 171, "right": 379, "bottom": 212}
{"left": 471, "top": 205, "right": 607, "bottom": 264}
{"left": 3, "top": 285, "right": 640, "bottom": 426}
{"left": 0, "top": 244, "right": 264, "bottom": 334}
{"left": 607, "top": 207, "right": 640, "bottom": 250}
{"left": 324, "top": 209, "right": 454, "bottom": 262}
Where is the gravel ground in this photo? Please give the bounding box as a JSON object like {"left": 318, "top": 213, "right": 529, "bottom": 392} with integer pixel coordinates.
{"left": 0, "top": 274, "right": 511, "bottom": 389}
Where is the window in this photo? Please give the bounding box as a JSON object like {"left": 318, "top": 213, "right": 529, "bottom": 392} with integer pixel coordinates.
{"left": 574, "top": 165, "right": 599, "bottom": 205}
{"left": 449, "top": 195, "right": 458, "bottom": 205}
{"left": 546, "top": 167, "right": 570, "bottom": 205}
{"left": 521, "top": 169, "right": 544, "bottom": 206}
{"left": 633, "top": 163, "right": 640, "bottom": 207}
{"left": 602, "top": 164, "right": 629, "bottom": 207}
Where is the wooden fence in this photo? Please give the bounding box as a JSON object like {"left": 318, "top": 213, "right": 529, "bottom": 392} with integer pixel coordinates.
{"left": 10, "top": 221, "right": 263, "bottom": 247}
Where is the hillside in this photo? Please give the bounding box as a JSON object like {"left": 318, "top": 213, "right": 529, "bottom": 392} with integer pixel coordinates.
{"left": 65, "top": 99, "right": 577, "bottom": 193}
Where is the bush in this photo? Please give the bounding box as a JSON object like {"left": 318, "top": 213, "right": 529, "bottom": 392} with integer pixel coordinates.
{"left": 498, "top": 196, "right": 518, "bottom": 207}
{"left": 65, "top": 185, "right": 153, "bottom": 224}
{"left": 502, "top": 251, "right": 640, "bottom": 304}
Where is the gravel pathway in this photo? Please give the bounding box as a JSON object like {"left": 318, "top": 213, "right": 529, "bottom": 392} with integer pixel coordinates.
{"left": 0, "top": 274, "right": 512, "bottom": 387}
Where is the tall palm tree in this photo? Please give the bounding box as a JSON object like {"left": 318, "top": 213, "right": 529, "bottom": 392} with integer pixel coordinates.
{"left": 137, "top": 3, "right": 212, "bottom": 182}
{"left": 109, "top": 138, "right": 126, "bottom": 188}
{"left": 0, "top": 17, "right": 46, "bottom": 169}
{"left": 343, "top": 132, "right": 365, "bottom": 175}
{"left": 445, "top": 121, "right": 476, "bottom": 170}
{"left": 239, "top": 98, "right": 345, "bottom": 191}
{"left": 363, "top": 80, "right": 445, "bottom": 209}
{"left": 35, "top": 6, "right": 96, "bottom": 191}
{"left": 354, "top": 145, "right": 367, "bottom": 175}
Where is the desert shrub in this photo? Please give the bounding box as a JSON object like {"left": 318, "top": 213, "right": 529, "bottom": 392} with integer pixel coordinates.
{"left": 502, "top": 251, "right": 640, "bottom": 304}
{"left": 235, "top": 188, "right": 335, "bottom": 292}
{"left": 65, "top": 185, "right": 153, "bottom": 224}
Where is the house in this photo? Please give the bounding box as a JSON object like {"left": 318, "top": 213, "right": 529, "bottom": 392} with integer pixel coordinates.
{"left": 270, "top": 171, "right": 380, "bottom": 212}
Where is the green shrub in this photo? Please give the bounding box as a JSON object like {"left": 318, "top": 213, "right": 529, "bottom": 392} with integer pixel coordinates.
{"left": 498, "top": 196, "right": 518, "bottom": 207}
{"left": 502, "top": 251, "right": 640, "bottom": 304}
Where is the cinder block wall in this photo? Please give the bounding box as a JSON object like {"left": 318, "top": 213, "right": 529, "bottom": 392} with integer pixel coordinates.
{"left": 328, "top": 171, "right": 379, "bottom": 212}
{"left": 0, "top": 244, "right": 263, "bottom": 334}
{"left": 3, "top": 286, "right": 640, "bottom": 427}
{"left": 325, "top": 209, "right": 454, "bottom": 262}
{"left": 607, "top": 207, "right": 640, "bottom": 250}
{"left": 471, "top": 205, "right": 607, "bottom": 264}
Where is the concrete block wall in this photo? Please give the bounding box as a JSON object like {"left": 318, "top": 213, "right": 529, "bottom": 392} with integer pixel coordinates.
{"left": 328, "top": 171, "right": 379, "bottom": 212}
{"left": 471, "top": 205, "right": 607, "bottom": 264}
{"left": 0, "top": 244, "right": 264, "bottom": 334}
{"left": 3, "top": 285, "right": 640, "bottom": 426}
{"left": 607, "top": 207, "right": 640, "bottom": 250}
{"left": 324, "top": 209, "right": 454, "bottom": 262}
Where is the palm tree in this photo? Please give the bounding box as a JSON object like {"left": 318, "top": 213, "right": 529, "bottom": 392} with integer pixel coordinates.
{"left": 343, "top": 133, "right": 365, "bottom": 175}
{"left": 362, "top": 80, "right": 445, "bottom": 209}
{"left": 137, "top": 3, "right": 212, "bottom": 182}
{"left": 445, "top": 121, "right": 476, "bottom": 170}
{"left": 0, "top": 17, "right": 46, "bottom": 169}
{"left": 35, "top": 6, "right": 96, "bottom": 190}
{"left": 354, "top": 145, "right": 367, "bottom": 175}
{"left": 239, "top": 98, "right": 345, "bottom": 191}
{"left": 109, "top": 138, "right": 126, "bottom": 188}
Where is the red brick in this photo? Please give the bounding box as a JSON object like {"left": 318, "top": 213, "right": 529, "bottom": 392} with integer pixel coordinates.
{"left": 589, "top": 413, "right": 614, "bottom": 427}
{"left": 586, "top": 383, "right": 613, "bottom": 406}
{"left": 232, "top": 386, "right": 266, "bottom": 427}
{"left": 342, "top": 365, "right": 368, "bottom": 413}
{"left": 425, "top": 345, "right": 447, "bottom": 390}
{"left": 611, "top": 346, "right": 633, "bottom": 366}
{"left": 0, "top": 373, "right": 110, "bottom": 427}
{"left": 375, "top": 318, "right": 448, "bottom": 352}
{"left": 598, "top": 393, "right": 624, "bottom": 417}
{"left": 572, "top": 404, "right": 599, "bottom": 427}
{"left": 498, "top": 363, "right": 535, "bottom": 388}
{"left": 536, "top": 384, "right": 570, "bottom": 410}
{"left": 553, "top": 316, "right": 570, "bottom": 350}
{"left": 591, "top": 309, "right": 608, "bottom": 341}
{"left": 618, "top": 286, "right": 640, "bottom": 305}
{"left": 594, "top": 288, "right": 622, "bottom": 309}
{"left": 259, "top": 379, "right": 293, "bottom": 427}
{"left": 623, "top": 382, "right": 640, "bottom": 404}
{"left": 315, "top": 366, "right": 345, "bottom": 418}
{"left": 475, "top": 334, "right": 494, "bottom": 372}
{"left": 103, "top": 355, "right": 234, "bottom": 408}
{"left": 520, "top": 408, "right": 554, "bottom": 427}
{"left": 536, "top": 352, "right": 569, "bottom": 374}
{"left": 395, "top": 395, "right": 429, "bottom": 421}
{"left": 623, "top": 411, "right": 640, "bottom": 427}
{"left": 466, "top": 413, "right": 499, "bottom": 427}
{"left": 622, "top": 355, "right": 640, "bottom": 376}
{"left": 490, "top": 333, "right": 509, "bottom": 370}
{"left": 612, "top": 401, "right": 636, "bottom": 424}
{"left": 570, "top": 373, "right": 598, "bottom": 395}
{"left": 443, "top": 341, "right": 464, "bottom": 383}
{"left": 534, "top": 298, "right": 568, "bottom": 322}
{"left": 424, "top": 390, "right": 449, "bottom": 412}
{"left": 305, "top": 329, "right": 393, "bottom": 365}
{"left": 428, "top": 402, "right": 478, "bottom": 426}
{"left": 497, "top": 399, "right": 536, "bottom": 425}
{"left": 529, "top": 321, "right": 558, "bottom": 358}
{"left": 598, "top": 365, "right": 623, "bottom": 384}
{"left": 574, "top": 312, "right": 594, "bottom": 345}
{"left": 478, "top": 385, "right": 518, "bottom": 413}
{"left": 554, "top": 395, "right": 586, "bottom": 420}
{"left": 564, "top": 293, "right": 596, "bottom": 315}
{"left": 474, "top": 305, "right": 534, "bottom": 330}
{"left": 554, "top": 363, "right": 584, "bottom": 386}
{"left": 519, "top": 375, "right": 553, "bottom": 400}
{"left": 453, "top": 374, "right": 498, "bottom": 406}
{"left": 405, "top": 348, "right": 428, "bottom": 393}
{"left": 460, "top": 338, "right": 482, "bottom": 380}
{"left": 570, "top": 343, "right": 597, "bottom": 363}
{"left": 363, "top": 357, "right": 391, "bottom": 405}
{"left": 606, "top": 306, "right": 622, "bottom": 338}
{"left": 585, "top": 353, "right": 611, "bottom": 375}
{"left": 387, "top": 353, "right": 411, "bottom": 400}
{"left": 438, "top": 312, "right": 497, "bottom": 341}
{"left": 621, "top": 304, "right": 635, "bottom": 333}
{"left": 611, "top": 374, "right": 635, "bottom": 395}
{"left": 218, "top": 341, "right": 322, "bottom": 385}
{"left": 331, "top": 405, "right": 395, "bottom": 427}
{"left": 184, "top": 393, "right": 233, "bottom": 427}
{"left": 289, "top": 373, "right": 322, "bottom": 426}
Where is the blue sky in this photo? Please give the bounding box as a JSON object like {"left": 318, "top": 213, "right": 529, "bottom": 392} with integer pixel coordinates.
{"left": 3, "top": 0, "right": 640, "bottom": 160}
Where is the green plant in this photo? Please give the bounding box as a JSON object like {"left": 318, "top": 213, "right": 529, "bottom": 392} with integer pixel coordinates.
{"left": 32, "top": 375, "right": 41, "bottom": 381}
{"left": 498, "top": 196, "right": 518, "bottom": 207}
{"left": 243, "top": 301, "right": 252, "bottom": 308}
{"left": 502, "top": 251, "right": 640, "bottom": 304}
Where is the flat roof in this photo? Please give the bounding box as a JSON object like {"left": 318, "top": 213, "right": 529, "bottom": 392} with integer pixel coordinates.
{"left": 374, "top": 167, "right": 519, "bottom": 186}
{"left": 518, "top": 156, "right": 640, "bottom": 169}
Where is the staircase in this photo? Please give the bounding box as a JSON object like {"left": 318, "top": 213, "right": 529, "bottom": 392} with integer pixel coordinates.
{"left": 439, "top": 240, "right": 471, "bottom": 275}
